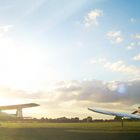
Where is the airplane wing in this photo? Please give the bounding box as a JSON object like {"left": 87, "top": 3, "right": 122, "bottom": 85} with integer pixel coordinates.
{"left": 0, "top": 103, "right": 39, "bottom": 110}
{"left": 88, "top": 107, "right": 140, "bottom": 119}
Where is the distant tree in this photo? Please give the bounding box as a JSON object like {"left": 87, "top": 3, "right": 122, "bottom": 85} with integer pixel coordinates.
{"left": 40, "top": 117, "right": 45, "bottom": 122}
{"left": 82, "top": 116, "right": 92, "bottom": 122}
{"left": 70, "top": 117, "right": 79, "bottom": 122}
{"left": 86, "top": 116, "right": 92, "bottom": 122}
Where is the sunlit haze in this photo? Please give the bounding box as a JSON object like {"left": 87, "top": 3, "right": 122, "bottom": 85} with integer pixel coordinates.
{"left": 0, "top": 0, "right": 140, "bottom": 119}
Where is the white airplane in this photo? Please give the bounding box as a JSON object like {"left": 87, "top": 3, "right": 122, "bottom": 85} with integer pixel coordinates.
{"left": 88, "top": 107, "right": 140, "bottom": 119}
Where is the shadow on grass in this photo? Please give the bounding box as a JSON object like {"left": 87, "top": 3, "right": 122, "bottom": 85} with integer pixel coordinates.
{"left": 0, "top": 127, "right": 140, "bottom": 140}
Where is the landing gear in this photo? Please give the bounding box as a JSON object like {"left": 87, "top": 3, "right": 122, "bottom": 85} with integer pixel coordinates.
{"left": 16, "top": 107, "right": 23, "bottom": 118}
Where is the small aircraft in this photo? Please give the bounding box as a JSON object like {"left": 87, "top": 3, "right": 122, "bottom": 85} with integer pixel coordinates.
{"left": 88, "top": 107, "right": 140, "bottom": 127}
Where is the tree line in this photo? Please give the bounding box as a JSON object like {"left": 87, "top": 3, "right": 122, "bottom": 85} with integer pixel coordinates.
{"left": 0, "top": 115, "right": 139, "bottom": 122}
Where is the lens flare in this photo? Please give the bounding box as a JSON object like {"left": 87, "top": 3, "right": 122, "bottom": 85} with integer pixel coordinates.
{"left": 117, "top": 84, "right": 127, "bottom": 96}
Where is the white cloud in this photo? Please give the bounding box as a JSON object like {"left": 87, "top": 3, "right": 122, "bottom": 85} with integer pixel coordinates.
{"left": 134, "top": 33, "right": 140, "bottom": 40}
{"left": 126, "top": 34, "right": 140, "bottom": 50}
{"left": 127, "top": 46, "right": 133, "bottom": 50}
{"left": 127, "top": 42, "right": 135, "bottom": 50}
{"left": 84, "top": 9, "right": 103, "bottom": 27}
{"left": 104, "top": 60, "right": 140, "bottom": 75}
{"left": 90, "top": 58, "right": 140, "bottom": 75}
{"left": 133, "top": 54, "right": 140, "bottom": 61}
{"left": 107, "top": 30, "right": 123, "bottom": 44}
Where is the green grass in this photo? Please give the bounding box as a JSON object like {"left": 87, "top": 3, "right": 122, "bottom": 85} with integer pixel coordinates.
{"left": 0, "top": 121, "right": 140, "bottom": 140}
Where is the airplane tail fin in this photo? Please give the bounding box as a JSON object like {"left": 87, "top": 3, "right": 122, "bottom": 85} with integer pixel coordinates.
{"left": 132, "top": 107, "right": 140, "bottom": 114}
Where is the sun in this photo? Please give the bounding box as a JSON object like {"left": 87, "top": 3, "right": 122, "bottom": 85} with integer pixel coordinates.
{"left": 0, "top": 36, "right": 43, "bottom": 91}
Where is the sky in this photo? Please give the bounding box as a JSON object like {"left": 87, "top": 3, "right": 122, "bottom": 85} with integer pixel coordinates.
{"left": 0, "top": 0, "right": 140, "bottom": 119}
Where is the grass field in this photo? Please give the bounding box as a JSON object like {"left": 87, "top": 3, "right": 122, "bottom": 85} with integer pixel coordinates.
{"left": 0, "top": 121, "right": 140, "bottom": 140}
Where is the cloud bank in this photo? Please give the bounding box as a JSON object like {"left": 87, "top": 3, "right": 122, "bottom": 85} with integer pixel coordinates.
{"left": 1, "top": 79, "right": 140, "bottom": 110}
